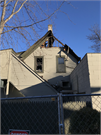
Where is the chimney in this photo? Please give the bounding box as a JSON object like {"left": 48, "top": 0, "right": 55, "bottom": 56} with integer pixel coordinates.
{"left": 47, "top": 24, "right": 54, "bottom": 47}
{"left": 48, "top": 24, "right": 52, "bottom": 32}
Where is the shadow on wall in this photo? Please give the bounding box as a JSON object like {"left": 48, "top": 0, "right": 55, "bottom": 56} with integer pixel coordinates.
{"left": 9, "top": 82, "right": 25, "bottom": 98}
{"left": 3, "top": 75, "right": 71, "bottom": 99}
{"left": 47, "top": 75, "right": 70, "bottom": 85}
{"left": 46, "top": 75, "right": 72, "bottom": 93}
{"left": 20, "top": 81, "right": 57, "bottom": 98}
{"left": 19, "top": 74, "right": 71, "bottom": 97}
{"left": 1, "top": 88, "right": 6, "bottom": 98}
{"left": 90, "top": 87, "right": 101, "bottom": 112}
{"left": 90, "top": 87, "right": 101, "bottom": 93}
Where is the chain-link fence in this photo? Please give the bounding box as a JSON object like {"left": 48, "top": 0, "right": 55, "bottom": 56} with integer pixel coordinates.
{"left": 1, "top": 93, "right": 101, "bottom": 134}
{"left": 1, "top": 95, "right": 59, "bottom": 134}
{"left": 62, "top": 94, "right": 101, "bottom": 134}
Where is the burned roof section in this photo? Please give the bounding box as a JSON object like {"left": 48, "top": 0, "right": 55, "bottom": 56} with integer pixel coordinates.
{"left": 21, "top": 30, "right": 53, "bottom": 60}
{"left": 20, "top": 30, "right": 81, "bottom": 62}
{"left": 64, "top": 44, "right": 81, "bottom": 61}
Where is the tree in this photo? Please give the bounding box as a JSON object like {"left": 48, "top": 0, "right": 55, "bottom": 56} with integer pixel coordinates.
{"left": 87, "top": 24, "right": 101, "bottom": 52}
{"left": 0, "top": 0, "right": 72, "bottom": 51}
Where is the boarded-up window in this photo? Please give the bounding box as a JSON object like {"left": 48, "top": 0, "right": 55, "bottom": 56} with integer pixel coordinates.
{"left": 57, "top": 57, "right": 66, "bottom": 73}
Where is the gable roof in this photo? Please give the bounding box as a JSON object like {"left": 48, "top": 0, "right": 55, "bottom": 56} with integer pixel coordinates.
{"left": 20, "top": 30, "right": 81, "bottom": 61}
{"left": 20, "top": 30, "right": 53, "bottom": 60}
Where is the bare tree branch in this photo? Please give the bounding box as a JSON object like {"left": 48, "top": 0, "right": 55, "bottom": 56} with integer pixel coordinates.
{"left": 1, "top": 0, "right": 6, "bottom": 21}
{"left": 59, "top": 9, "right": 75, "bottom": 25}
{"left": 0, "top": 0, "right": 74, "bottom": 52}
{"left": 1, "top": 1, "right": 65, "bottom": 34}
{"left": 87, "top": 24, "right": 101, "bottom": 52}
{"left": 12, "top": 0, "right": 18, "bottom": 13}
{"left": 4, "top": 0, "right": 27, "bottom": 24}
{"left": 0, "top": 0, "right": 4, "bottom": 4}
{"left": 23, "top": 4, "right": 41, "bottom": 30}
{"left": 5, "top": 0, "right": 12, "bottom": 7}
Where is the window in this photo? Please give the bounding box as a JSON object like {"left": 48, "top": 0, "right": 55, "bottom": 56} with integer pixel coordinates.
{"left": 62, "top": 81, "right": 70, "bottom": 87}
{"left": 56, "top": 56, "right": 66, "bottom": 73}
{"left": 35, "top": 57, "right": 44, "bottom": 73}
{"left": 0, "top": 79, "right": 4, "bottom": 88}
{"left": 0, "top": 79, "right": 7, "bottom": 88}
{"left": 58, "top": 57, "right": 64, "bottom": 64}
{"left": 0, "top": 79, "right": 7, "bottom": 94}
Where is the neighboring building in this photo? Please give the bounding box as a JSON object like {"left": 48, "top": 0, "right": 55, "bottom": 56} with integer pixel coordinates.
{"left": 0, "top": 25, "right": 81, "bottom": 98}
{"left": 70, "top": 53, "right": 101, "bottom": 94}
{"left": 70, "top": 53, "right": 101, "bottom": 111}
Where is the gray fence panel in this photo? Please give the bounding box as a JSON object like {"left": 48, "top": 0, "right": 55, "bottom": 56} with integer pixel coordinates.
{"left": 61, "top": 94, "right": 101, "bottom": 134}
{"left": 1, "top": 94, "right": 101, "bottom": 134}
{"left": 1, "top": 96, "right": 59, "bottom": 134}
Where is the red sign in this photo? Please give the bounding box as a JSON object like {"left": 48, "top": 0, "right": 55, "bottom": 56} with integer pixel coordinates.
{"left": 9, "top": 129, "right": 30, "bottom": 135}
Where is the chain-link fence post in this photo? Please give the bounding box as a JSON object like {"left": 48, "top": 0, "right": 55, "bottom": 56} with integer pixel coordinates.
{"left": 57, "top": 93, "right": 61, "bottom": 134}
{"left": 60, "top": 93, "right": 65, "bottom": 134}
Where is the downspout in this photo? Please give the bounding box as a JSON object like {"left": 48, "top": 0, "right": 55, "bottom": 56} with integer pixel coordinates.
{"left": 6, "top": 50, "right": 11, "bottom": 96}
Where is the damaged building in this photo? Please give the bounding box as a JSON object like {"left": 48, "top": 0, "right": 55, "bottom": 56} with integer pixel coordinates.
{"left": 1, "top": 25, "right": 100, "bottom": 99}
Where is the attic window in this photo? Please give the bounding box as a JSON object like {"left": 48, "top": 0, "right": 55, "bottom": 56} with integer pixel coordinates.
{"left": 35, "top": 57, "right": 43, "bottom": 73}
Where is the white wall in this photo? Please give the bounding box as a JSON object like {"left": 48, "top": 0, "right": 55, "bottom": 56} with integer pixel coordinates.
{"left": 87, "top": 53, "right": 101, "bottom": 112}
{"left": 70, "top": 53, "right": 101, "bottom": 94}
{"left": 9, "top": 53, "right": 57, "bottom": 97}
{"left": 0, "top": 48, "right": 78, "bottom": 97}
{"left": 87, "top": 53, "right": 101, "bottom": 93}
{"left": 24, "top": 47, "right": 78, "bottom": 85}
{"left": 0, "top": 49, "right": 12, "bottom": 79}
{"left": 70, "top": 54, "right": 91, "bottom": 94}
{"left": 70, "top": 53, "right": 101, "bottom": 111}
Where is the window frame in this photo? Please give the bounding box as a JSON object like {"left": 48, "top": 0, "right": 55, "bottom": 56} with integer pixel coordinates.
{"left": 34, "top": 56, "right": 44, "bottom": 73}
{"left": 56, "top": 56, "right": 66, "bottom": 73}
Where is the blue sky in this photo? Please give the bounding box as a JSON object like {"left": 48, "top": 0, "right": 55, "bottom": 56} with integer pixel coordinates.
{"left": 2, "top": 1, "right": 100, "bottom": 59}
{"left": 44, "top": 1, "right": 100, "bottom": 59}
